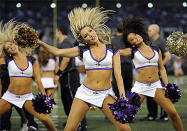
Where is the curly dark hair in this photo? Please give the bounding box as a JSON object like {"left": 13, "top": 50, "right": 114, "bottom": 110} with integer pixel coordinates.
{"left": 122, "top": 17, "right": 150, "bottom": 48}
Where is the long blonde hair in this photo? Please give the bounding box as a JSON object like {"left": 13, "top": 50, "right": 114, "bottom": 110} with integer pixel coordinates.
{"left": 68, "top": 7, "right": 113, "bottom": 44}
{"left": 0, "top": 20, "right": 33, "bottom": 56}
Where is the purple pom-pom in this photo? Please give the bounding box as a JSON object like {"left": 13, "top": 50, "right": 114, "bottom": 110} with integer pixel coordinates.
{"left": 125, "top": 91, "right": 141, "bottom": 108}
{"left": 165, "top": 83, "right": 181, "bottom": 103}
{"left": 108, "top": 92, "right": 141, "bottom": 124}
{"left": 32, "top": 93, "right": 56, "bottom": 114}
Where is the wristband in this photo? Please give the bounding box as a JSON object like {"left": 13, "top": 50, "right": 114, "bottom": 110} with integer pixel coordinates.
{"left": 56, "top": 69, "right": 64, "bottom": 76}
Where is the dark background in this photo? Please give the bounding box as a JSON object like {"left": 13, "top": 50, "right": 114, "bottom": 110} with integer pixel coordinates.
{"left": 0, "top": 0, "right": 186, "bottom": 75}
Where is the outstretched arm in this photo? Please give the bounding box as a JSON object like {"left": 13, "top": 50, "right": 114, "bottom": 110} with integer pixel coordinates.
{"left": 113, "top": 51, "right": 126, "bottom": 98}
{"left": 158, "top": 51, "right": 168, "bottom": 86}
{"left": 38, "top": 40, "right": 79, "bottom": 57}
{"left": 119, "top": 48, "right": 131, "bottom": 56}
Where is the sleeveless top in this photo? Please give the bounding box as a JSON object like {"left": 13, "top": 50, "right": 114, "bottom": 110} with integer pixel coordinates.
{"left": 78, "top": 44, "right": 119, "bottom": 71}
{"left": 41, "top": 57, "right": 56, "bottom": 72}
{"left": 131, "top": 47, "right": 159, "bottom": 70}
{"left": 4, "top": 56, "right": 36, "bottom": 78}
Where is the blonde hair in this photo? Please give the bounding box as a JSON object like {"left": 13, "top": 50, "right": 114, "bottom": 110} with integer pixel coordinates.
{"left": 68, "top": 7, "right": 113, "bottom": 44}
{"left": 0, "top": 20, "right": 33, "bottom": 56}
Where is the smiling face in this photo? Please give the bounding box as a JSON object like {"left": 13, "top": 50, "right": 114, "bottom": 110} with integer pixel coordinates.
{"left": 80, "top": 26, "right": 98, "bottom": 45}
{"left": 127, "top": 33, "right": 143, "bottom": 46}
{"left": 4, "top": 42, "right": 19, "bottom": 55}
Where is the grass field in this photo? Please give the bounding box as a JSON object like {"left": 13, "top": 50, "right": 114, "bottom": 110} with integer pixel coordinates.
{"left": 9, "top": 76, "right": 187, "bottom": 131}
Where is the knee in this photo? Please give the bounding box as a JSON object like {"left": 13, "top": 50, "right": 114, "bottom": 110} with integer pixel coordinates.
{"left": 38, "top": 115, "right": 50, "bottom": 123}
{"left": 168, "top": 110, "right": 179, "bottom": 119}
{"left": 64, "top": 126, "right": 77, "bottom": 131}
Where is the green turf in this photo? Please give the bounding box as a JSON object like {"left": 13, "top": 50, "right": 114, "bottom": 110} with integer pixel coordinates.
{"left": 9, "top": 76, "right": 187, "bottom": 131}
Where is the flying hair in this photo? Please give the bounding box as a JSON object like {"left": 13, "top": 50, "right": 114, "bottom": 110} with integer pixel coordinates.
{"left": 123, "top": 17, "right": 150, "bottom": 47}
{"left": 0, "top": 20, "right": 35, "bottom": 56}
{"left": 68, "top": 7, "right": 113, "bottom": 44}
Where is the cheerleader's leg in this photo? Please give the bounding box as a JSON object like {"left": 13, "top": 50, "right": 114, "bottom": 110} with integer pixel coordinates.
{"left": 101, "top": 95, "right": 131, "bottom": 131}
{"left": 23, "top": 100, "right": 56, "bottom": 131}
{"left": 0, "top": 99, "right": 12, "bottom": 115}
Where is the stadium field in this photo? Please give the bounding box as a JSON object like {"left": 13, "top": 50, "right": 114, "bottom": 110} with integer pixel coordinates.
{"left": 9, "top": 76, "right": 187, "bottom": 131}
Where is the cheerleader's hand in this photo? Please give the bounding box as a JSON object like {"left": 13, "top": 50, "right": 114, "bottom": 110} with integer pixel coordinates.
{"left": 37, "top": 39, "right": 42, "bottom": 45}
{"left": 120, "top": 93, "right": 127, "bottom": 100}
{"left": 54, "top": 75, "right": 60, "bottom": 88}
{"left": 54, "top": 75, "right": 59, "bottom": 85}
{"left": 41, "top": 91, "right": 46, "bottom": 96}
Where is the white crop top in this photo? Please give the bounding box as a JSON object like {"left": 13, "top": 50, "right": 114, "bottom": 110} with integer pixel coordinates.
{"left": 41, "top": 58, "right": 56, "bottom": 72}
{"left": 78, "top": 44, "right": 119, "bottom": 71}
{"left": 5, "top": 56, "right": 35, "bottom": 78}
{"left": 132, "top": 48, "right": 159, "bottom": 70}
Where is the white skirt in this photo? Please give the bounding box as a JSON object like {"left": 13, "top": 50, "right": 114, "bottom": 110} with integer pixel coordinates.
{"left": 41, "top": 77, "right": 57, "bottom": 89}
{"left": 75, "top": 84, "right": 116, "bottom": 108}
{"left": 2, "top": 90, "right": 34, "bottom": 108}
{"left": 131, "top": 80, "right": 163, "bottom": 97}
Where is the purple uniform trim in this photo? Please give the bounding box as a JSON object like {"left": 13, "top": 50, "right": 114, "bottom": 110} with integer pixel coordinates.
{"left": 9, "top": 76, "right": 33, "bottom": 78}
{"left": 32, "top": 59, "right": 37, "bottom": 65}
{"left": 136, "top": 65, "right": 158, "bottom": 70}
{"left": 13, "top": 57, "right": 29, "bottom": 71}
{"left": 7, "top": 90, "right": 32, "bottom": 95}
{"left": 113, "top": 49, "right": 119, "bottom": 56}
{"left": 89, "top": 45, "right": 107, "bottom": 62}
{"left": 82, "top": 83, "right": 112, "bottom": 92}
{"left": 85, "top": 68, "right": 112, "bottom": 71}
{"left": 107, "top": 48, "right": 113, "bottom": 53}
{"left": 137, "top": 48, "right": 155, "bottom": 60}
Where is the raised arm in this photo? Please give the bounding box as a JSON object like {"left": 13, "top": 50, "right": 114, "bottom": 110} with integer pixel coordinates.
{"left": 158, "top": 51, "right": 168, "bottom": 86}
{"left": 38, "top": 40, "right": 79, "bottom": 58}
{"left": 113, "top": 51, "right": 126, "bottom": 98}
{"left": 119, "top": 48, "right": 131, "bottom": 56}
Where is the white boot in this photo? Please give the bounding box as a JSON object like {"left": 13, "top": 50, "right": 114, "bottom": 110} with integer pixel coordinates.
{"left": 20, "top": 123, "right": 28, "bottom": 131}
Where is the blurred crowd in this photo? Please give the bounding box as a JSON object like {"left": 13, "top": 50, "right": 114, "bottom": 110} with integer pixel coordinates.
{"left": 0, "top": 2, "right": 186, "bottom": 75}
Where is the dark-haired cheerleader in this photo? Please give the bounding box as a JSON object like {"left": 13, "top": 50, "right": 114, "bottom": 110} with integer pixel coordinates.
{"left": 0, "top": 20, "right": 56, "bottom": 131}
{"left": 120, "top": 17, "right": 184, "bottom": 131}
{"left": 38, "top": 7, "right": 131, "bottom": 131}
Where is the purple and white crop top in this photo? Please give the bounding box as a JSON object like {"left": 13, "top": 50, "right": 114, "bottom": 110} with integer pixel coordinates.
{"left": 132, "top": 47, "right": 159, "bottom": 70}
{"left": 41, "top": 58, "right": 56, "bottom": 72}
{"left": 78, "top": 44, "right": 119, "bottom": 71}
{"left": 4, "top": 56, "right": 36, "bottom": 78}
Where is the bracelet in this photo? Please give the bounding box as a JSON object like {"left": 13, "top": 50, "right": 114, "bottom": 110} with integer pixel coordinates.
{"left": 56, "top": 69, "right": 64, "bottom": 76}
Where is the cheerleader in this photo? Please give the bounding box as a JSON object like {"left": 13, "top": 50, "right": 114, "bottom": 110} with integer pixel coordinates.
{"left": 38, "top": 7, "right": 131, "bottom": 131}
{"left": 38, "top": 47, "right": 59, "bottom": 98}
{"left": 174, "top": 56, "right": 184, "bottom": 85}
{"left": 120, "top": 17, "right": 184, "bottom": 131}
{"left": 0, "top": 20, "right": 56, "bottom": 131}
